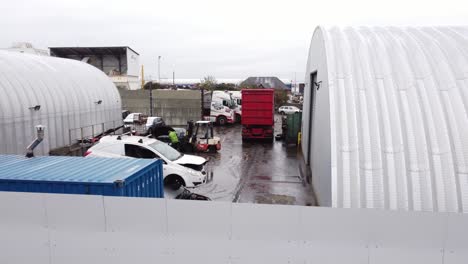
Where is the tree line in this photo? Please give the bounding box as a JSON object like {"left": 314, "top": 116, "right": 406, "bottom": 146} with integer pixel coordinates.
{"left": 143, "top": 75, "right": 289, "bottom": 106}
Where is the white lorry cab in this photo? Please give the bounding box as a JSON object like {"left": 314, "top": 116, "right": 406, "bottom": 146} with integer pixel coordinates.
{"left": 203, "top": 91, "right": 235, "bottom": 125}
{"left": 229, "top": 90, "right": 242, "bottom": 123}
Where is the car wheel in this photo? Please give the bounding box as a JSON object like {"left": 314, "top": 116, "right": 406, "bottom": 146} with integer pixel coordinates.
{"left": 280, "top": 111, "right": 285, "bottom": 115}
{"left": 164, "top": 175, "right": 186, "bottom": 190}
{"left": 218, "top": 116, "right": 227, "bottom": 125}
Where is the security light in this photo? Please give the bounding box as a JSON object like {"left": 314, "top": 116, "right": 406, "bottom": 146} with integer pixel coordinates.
{"left": 314, "top": 81, "right": 322, "bottom": 90}
{"left": 29, "top": 105, "right": 41, "bottom": 111}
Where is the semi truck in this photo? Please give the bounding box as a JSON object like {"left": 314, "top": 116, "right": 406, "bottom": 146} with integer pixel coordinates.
{"left": 229, "top": 90, "right": 242, "bottom": 123}
{"left": 203, "top": 90, "right": 235, "bottom": 125}
{"left": 241, "top": 89, "right": 275, "bottom": 141}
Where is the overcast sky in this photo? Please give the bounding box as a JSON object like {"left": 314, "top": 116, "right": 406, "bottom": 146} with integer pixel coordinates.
{"left": 1, "top": 0, "right": 467, "bottom": 82}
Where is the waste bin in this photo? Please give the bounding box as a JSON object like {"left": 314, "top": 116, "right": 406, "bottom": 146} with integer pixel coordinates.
{"left": 286, "top": 112, "right": 302, "bottom": 145}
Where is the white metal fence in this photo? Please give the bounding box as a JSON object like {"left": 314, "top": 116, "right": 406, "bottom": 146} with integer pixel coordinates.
{"left": 0, "top": 191, "right": 466, "bottom": 263}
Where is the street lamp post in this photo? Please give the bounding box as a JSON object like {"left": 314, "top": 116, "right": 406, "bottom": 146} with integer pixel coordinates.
{"left": 149, "top": 75, "right": 153, "bottom": 116}
{"left": 158, "top": 56, "right": 161, "bottom": 84}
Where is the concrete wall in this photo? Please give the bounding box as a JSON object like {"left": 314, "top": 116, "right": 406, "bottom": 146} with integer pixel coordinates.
{"left": 119, "top": 89, "right": 202, "bottom": 126}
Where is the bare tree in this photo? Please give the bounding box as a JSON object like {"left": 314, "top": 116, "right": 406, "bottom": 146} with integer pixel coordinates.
{"left": 199, "top": 75, "right": 217, "bottom": 91}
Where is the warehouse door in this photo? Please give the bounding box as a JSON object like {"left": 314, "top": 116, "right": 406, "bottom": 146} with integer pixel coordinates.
{"left": 306, "top": 72, "right": 317, "bottom": 165}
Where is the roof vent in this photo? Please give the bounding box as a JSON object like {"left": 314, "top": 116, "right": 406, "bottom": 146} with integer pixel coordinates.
{"left": 138, "top": 139, "right": 143, "bottom": 143}
{"left": 117, "top": 136, "right": 122, "bottom": 140}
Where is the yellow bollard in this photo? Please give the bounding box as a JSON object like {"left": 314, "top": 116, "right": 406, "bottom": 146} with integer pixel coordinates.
{"left": 298, "top": 132, "right": 301, "bottom": 145}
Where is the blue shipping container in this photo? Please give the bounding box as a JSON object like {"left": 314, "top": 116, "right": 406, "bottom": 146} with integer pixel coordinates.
{"left": 0, "top": 155, "right": 164, "bottom": 198}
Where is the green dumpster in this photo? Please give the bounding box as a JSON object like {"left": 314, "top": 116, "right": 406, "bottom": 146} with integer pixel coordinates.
{"left": 286, "top": 112, "right": 302, "bottom": 145}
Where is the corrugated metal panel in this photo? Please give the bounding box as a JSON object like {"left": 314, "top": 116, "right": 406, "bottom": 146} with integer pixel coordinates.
{"left": 304, "top": 26, "right": 468, "bottom": 213}
{"left": 0, "top": 51, "right": 122, "bottom": 155}
{"left": 0, "top": 155, "right": 164, "bottom": 197}
{"left": 241, "top": 89, "right": 275, "bottom": 126}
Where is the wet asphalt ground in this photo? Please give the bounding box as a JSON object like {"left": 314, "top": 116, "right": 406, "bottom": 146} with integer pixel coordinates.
{"left": 195, "top": 115, "right": 314, "bottom": 206}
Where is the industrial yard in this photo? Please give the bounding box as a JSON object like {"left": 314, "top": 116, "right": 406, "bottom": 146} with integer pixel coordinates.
{"left": 1, "top": 0, "right": 468, "bottom": 263}
{"left": 196, "top": 116, "right": 314, "bottom": 205}
{"left": 1, "top": 27, "right": 468, "bottom": 263}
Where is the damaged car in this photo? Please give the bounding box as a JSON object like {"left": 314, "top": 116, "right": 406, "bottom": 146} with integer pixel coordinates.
{"left": 85, "top": 135, "right": 210, "bottom": 188}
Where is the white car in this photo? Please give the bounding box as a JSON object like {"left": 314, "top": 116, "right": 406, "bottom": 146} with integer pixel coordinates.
{"left": 124, "top": 113, "right": 165, "bottom": 135}
{"left": 278, "top": 105, "right": 301, "bottom": 115}
{"left": 123, "top": 112, "right": 141, "bottom": 124}
{"left": 85, "top": 135, "right": 209, "bottom": 188}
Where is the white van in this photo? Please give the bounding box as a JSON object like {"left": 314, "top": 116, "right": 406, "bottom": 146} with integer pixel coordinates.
{"left": 85, "top": 135, "right": 209, "bottom": 188}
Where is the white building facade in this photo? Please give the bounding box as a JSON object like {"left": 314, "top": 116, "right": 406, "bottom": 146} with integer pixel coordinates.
{"left": 302, "top": 26, "right": 468, "bottom": 213}
{"left": 49, "top": 46, "right": 140, "bottom": 90}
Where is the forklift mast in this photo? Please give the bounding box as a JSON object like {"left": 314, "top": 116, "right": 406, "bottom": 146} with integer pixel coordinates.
{"left": 186, "top": 120, "right": 194, "bottom": 138}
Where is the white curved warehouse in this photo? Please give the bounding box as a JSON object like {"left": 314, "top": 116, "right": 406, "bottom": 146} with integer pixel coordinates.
{"left": 303, "top": 26, "right": 468, "bottom": 213}
{"left": 0, "top": 51, "right": 122, "bottom": 156}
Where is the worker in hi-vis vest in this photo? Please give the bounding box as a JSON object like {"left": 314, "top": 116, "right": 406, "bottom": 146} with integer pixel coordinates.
{"left": 169, "top": 130, "right": 179, "bottom": 150}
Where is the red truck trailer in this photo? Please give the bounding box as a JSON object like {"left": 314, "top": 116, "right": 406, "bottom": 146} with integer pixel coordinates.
{"left": 241, "top": 89, "right": 275, "bottom": 141}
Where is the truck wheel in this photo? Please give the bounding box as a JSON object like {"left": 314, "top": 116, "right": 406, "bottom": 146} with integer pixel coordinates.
{"left": 218, "top": 116, "right": 227, "bottom": 125}
{"left": 235, "top": 114, "right": 241, "bottom": 123}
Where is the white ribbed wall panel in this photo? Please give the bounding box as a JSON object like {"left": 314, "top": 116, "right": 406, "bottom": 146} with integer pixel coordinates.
{"left": 0, "top": 191, "right": 467, "bottom": 263}
{"left": 303, "top": 26, "right": 468, "bottom": 213}
{"left": 0, "top": 51, "right": 122, "bottom": 155}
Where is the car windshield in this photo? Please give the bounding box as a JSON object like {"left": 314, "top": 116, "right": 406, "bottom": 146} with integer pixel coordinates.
{"left": 148, "top": 140, "right": 182, "bottom": 161}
